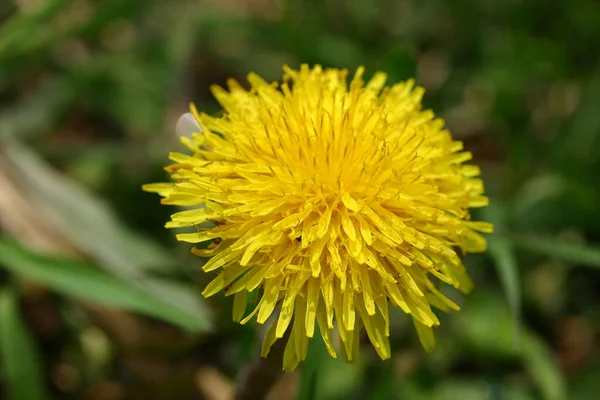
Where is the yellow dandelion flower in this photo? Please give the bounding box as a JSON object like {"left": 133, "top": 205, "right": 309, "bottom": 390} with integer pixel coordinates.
{"left": 144, "top": 64, "right": 492, "bottom": 371}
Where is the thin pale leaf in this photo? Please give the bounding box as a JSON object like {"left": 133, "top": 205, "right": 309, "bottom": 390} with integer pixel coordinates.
{"left": 1, "top": 140, "right": 210, "bottom": 327}
{"left": 0, "top": 238, "right": 210, "bottom": 332}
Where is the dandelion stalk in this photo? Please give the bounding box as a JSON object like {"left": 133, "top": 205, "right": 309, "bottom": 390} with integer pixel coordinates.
{"left": 233, "top": 332, "right": 288, "bottom": 400}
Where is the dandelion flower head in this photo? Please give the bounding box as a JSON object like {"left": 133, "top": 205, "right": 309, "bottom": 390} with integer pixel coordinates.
{"left": 144, "top": 65, "right": 492, "bottom": 371}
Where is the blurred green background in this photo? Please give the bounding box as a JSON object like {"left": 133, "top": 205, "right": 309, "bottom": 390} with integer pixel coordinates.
{"left": 1, "top": 0, "right": 599, "bottom": 399}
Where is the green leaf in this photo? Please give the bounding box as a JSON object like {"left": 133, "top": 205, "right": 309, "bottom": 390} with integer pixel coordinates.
{"left": 510, "top": 233, "right": 600, "bottom": 269}
{"left": 370, "top": 364, "right": 394, "bottom": 400}
{"left": 456, "top": 293, "right": 516, "bottom": 357}
{"left": 0, "top": 76, "right": 76, "bottom": 141}
{"left": 521, "top": 332, "right": 567, "bottom": 400}
{"left": 2, "top": 139, "right": 174, "bottom": 274}
{"left": 484, "top": 202, "right": 521, "bottom": 349}
{"left": 569, "top": 364, "right": 600, "bottom": 400}
{"left": 457, "top": 294, "right": 566, "bottom": 400}
{"left": 373, "top": 43, "right": 417, "bottom": 83}
{"left": 0, "top": 0, "right": 72, "bottom": 61}
{"left": 311, "top": 351, "right": 361, "bottom": 400}
{"left": 0, "top": 238, "right": 210, "bottom": 332}
{"left": 435, "top": 380, "right": 535, "bottom": 400}
{"left": 0, "top": 288, "right": 47, "bottom": 400}
{"left": 0, "top": 139, "right": 210, "bottom": 328}
{"left": 296, "top": 333, "right": 328, "bottom": 400}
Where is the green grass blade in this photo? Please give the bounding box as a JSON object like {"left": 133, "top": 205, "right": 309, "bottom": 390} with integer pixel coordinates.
{"left": 0, "top": 139, "right": 211, "bottom": 327}
{"left": 457, "top": 293, "right": 567, "bottom": 400}
{"left": 484, "top": 202, "right": 521, "bottom": 349}
{"left": 521, "top": 332, "right": 568, "bottom": 400}
{"left": 0, "top": 238, "right": 210, "bottom": 331}
{"left": 0, "top": 288, "right": 47, "bottom": 400}
{"left": 511, "top": 234, "right": 600, "bottom": 269}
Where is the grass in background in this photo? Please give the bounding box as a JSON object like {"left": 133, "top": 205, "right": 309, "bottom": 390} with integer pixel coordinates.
{"left": 1, "top": 0, "right": 600, "bottom": 399}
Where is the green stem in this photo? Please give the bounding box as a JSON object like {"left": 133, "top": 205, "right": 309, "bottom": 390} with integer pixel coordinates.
{"left": 233, "top": 335, "right": 288, "bottom": 400}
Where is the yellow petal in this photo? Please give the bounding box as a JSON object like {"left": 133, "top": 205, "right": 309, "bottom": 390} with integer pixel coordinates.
{"left": 260, "top": 320, "right": 279, "bottom": 357}
{"left": 232, "top": 291, "right": 247, "bottom": 322}
{"left": 305, "top": 278, "right": 320, "bottom": 337}
{"left": 142, "top": 183, "right": 174, "bottom": 197}
{"left": 413, "top": 318, "right": 436, "bottom": 352}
